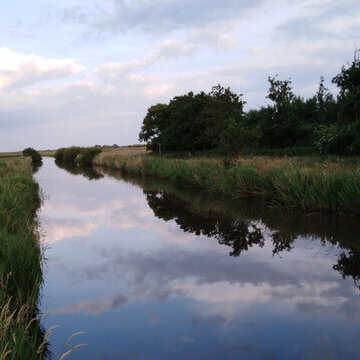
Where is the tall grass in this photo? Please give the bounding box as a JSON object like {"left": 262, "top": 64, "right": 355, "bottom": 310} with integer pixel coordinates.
{"left": 94, "top": 151, "right": 360, "bottom": 216}
{"left": 0, "top": 159, "right": 46, "bottom": 359}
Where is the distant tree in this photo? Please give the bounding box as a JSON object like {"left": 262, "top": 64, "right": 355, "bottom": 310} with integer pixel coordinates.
{"left": 22, "top": 147, "right": 42, "bottom": 163}
{"left": 54, "top": 147, "right": 81, "bottom": 164}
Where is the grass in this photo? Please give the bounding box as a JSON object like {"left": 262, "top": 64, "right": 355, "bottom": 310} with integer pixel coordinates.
{"left": 0, "top": 157, "right": 46, "bottom": 359}
{"left": 0, "top": 152, "right": 22, "bottom": 159}
{"left": 38, "top": 150, "right": 55, "bottom": 157}
{"left": 93, "top": 148, "right": 360, "bottom": 216}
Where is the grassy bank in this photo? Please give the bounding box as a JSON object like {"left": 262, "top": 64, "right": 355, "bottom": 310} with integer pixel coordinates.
{"left": 0, "top": 158, "right": 46, "bottom": 359}
{"left": 93, "top": 148, "right": 360, "bottom": 216}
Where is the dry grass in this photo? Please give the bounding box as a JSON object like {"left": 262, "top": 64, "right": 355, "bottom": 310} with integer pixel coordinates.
{"left": 0, "top": 157, "right": 33, "bottom": 175}
{"left": 238, "top": 155, "right": 360, "bottom": 173}
{"left": 94, "top": 146, "right": 148, "bottom": 169}
{"left": 239, "top": 156, "right": 292, "bottom": 171}
{"left": 98, "top": 145, "right": 147, "bottom": 157}
{"left": 0, "top": 152, "right": 22, "bottom": 159}
{"left": 39, "top": 150, "right": 55, "bottom": 157}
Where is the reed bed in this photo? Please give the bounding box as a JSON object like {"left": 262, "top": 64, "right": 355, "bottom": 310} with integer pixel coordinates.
{"left": 94, "top": 150, "right": 360, "bottom": 216}
{"left": 0, "top": 158, "right": 45, "bottom": 359}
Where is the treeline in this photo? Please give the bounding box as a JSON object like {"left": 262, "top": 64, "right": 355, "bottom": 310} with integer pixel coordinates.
{"left": 54, "top": 146, "right": 102, "bottom": 166}
{"left": 139, "top": 56, "right": 360, "bottom": 156}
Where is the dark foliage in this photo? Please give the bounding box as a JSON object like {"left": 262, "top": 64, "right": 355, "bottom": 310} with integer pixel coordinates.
{"left": 54, "top": 146, "right": 101, "bottom": 167}
{"left": 139, "top": 55, "right": 360, "bottom": 156}
{"left": 22, "top": 148, "right": 42, "bottom": 164}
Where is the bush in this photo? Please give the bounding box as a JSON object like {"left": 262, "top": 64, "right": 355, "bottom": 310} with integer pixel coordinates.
{"left": 55, "top": 146, "right": 102, "bottom": 167}
{"left": 314, "top": 124, "right": 355, "bottom": 155}
{"left": 54, "top": 146, "right": 81, "bottom": 164}
{"left": 76, "top": 147, "right": 102, "bottom": 166}
{"left": 22, "top": 148, "right": 42, "bottom": 163}
{"left": 54, "top": 147, "right": 65, "bottom": 162}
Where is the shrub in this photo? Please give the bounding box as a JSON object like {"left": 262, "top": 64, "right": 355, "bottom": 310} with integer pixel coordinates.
{"left": 22, "top": 148, "right": 42, "bottom": 163}
{"left": 54, "top": 146, "right": 81, "bottom": 164}
{"left": 76, "top": 147, "right": 102, "bottom": 166}
{"left": 54, "top": 147, "right": 65, "bottom": 162}
{"left": 55, "top": 146, "right": 102, "bottom": 167}
{"left": 314, "top": 124, "right": 355, "bottom": 155}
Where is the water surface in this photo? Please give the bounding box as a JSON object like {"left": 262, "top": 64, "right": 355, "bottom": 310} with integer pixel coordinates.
{"left": 35, "top": 158, "right": 360, "bottom": 360}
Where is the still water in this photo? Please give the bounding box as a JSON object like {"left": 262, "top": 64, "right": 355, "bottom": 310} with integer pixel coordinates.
{"left": 35, "top": 158, "right": 360, "bottom": 360}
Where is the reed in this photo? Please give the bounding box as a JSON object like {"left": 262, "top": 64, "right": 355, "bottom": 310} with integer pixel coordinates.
{"left": 0, "top": 158, "right": 45, "bottom": 359}
{"left": 94, "top": 150, "right": 360, "bottom": 216}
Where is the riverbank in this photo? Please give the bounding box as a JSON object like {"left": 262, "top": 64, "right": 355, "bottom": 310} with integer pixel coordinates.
{"left": 0, "top": 158, "right": 46, "bottom": 359}
{"left": 93, "top": 147, "right": 360, "bottom": 216}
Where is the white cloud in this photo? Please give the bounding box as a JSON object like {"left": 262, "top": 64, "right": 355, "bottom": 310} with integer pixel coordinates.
{"left": 0, "top": 47, "right": 85, "bottom": 91}
{"left": 41, "top": 218, "right": 98, "bottom": 244}
{"left": 152, "top": 39, "right": 198, "bottom": 60}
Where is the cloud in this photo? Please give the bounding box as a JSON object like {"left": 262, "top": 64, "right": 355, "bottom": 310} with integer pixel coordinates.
{"left": 152, "top": 39, "right": 198, "bottom": 60}
{"left": 187, "top": 26, "right": 238, "bottom": 51}
{"left": 62, "top": 0, "right": 264, "bottom": 35}
{"left": 276, "top": 0, "right": 360, "bottom": 41}
{"left": 42, "top": 218, "right": 98, "bottom": 243}
{"left": 58, "top": 241, "right": 358, "bottom": 320}
{"left": 49, "top": 293, "right": 128, "bottom": 315}
{"left": 94, "top": 60, "right": 148, "bottom": 83}
{"left": 0, "top": 47, "right": 85, "bottom": 91}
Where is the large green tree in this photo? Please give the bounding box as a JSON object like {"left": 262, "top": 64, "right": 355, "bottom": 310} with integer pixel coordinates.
{"left": 139, "top": 103, "right": 170, "bottom": 151}
{"left": 139, "top": 85, "right": 245, "bottom": 152}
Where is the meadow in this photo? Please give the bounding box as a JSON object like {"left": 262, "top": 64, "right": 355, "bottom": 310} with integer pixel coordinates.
{"left": 92, "top": 147, "right": 360, "bottom": 217}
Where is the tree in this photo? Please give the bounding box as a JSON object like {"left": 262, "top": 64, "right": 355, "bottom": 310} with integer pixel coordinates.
{"left": 219, "top": 118, "right": 260, "bottom": 155}
{"left": 198, "top": 85, "right": 245, "bottom": 149}
{"left": 257, "top": 76, "right": 298, "bottom": 147}
{"left": 332, "top": 56, "right": 360, "bottom": 133}
{"left": 267, "top": 75, "right": 295, "bottom": 107}
{"left": 139, "top": 103, "right": 170, "bottom": 151}
{"left": 22, "top": 148, "right": 42, "bottom": 164}
{"left": 138, "top": 85, "right": 245, "bottom": 153}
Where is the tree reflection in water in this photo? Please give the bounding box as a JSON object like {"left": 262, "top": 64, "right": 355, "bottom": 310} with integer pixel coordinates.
{"left": 70, "top": 164, "right": 360, "bottom": 290}
{"left": 144, "top": 189, "right": 360, "bottom": 289}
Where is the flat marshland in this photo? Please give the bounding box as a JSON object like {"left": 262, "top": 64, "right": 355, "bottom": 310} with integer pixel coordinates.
{"left": 0, "top": 157, "right": 46, "bottom": 359}
{"left": 93, "top": 147, "right": 360, "bottom": 216}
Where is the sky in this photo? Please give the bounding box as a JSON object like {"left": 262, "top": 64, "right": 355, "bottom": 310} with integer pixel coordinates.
{"left": 0, "top": 0, "right": 359, "bottom": 151}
